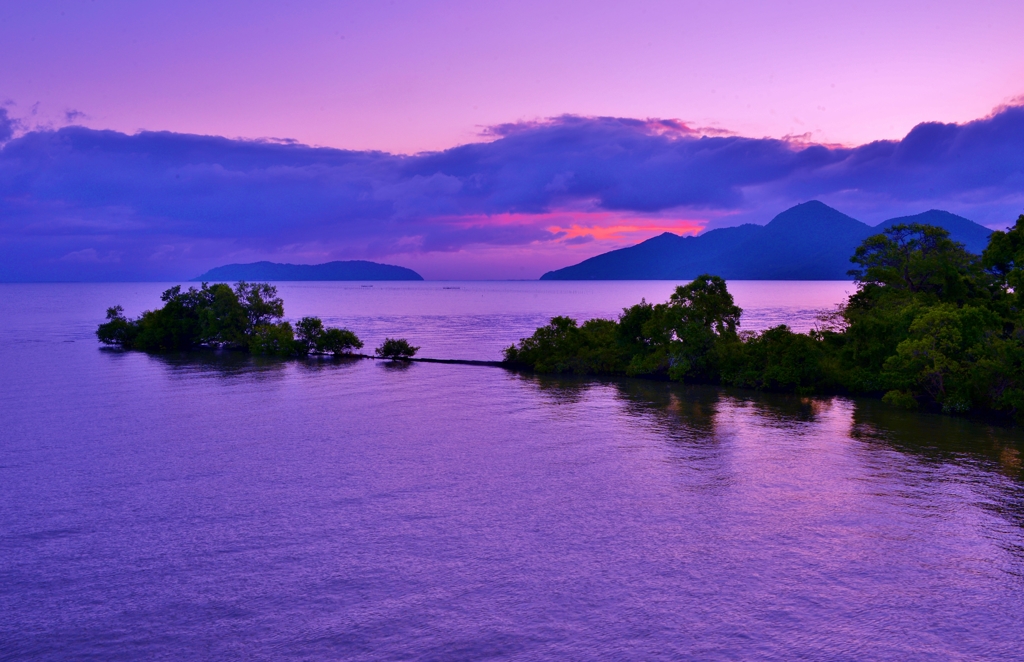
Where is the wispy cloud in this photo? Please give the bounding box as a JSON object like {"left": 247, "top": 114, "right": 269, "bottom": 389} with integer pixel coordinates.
{"left": 0, "top": 107, "right": 16, "bottom": 144}
{"left": 63, "top": 109, "right": 87, "bottom": 124}
{"left": 1, "top": 105, "right": 1023, "bottom": 280}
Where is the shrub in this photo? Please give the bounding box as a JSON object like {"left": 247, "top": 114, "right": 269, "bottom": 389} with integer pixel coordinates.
{"left": 318, "top": 327, "right": 363, "bottom": 355}
{"left": 295, "top": 316, "right": 364, "bottom": 355}
{"left": 503, "top": 316, "right": 627, "bottom": 374}
{"left": 249, "top": 321, "right": 297, "bottom": 356}
{"left": 719, "top": 325, "right": 829, "bottom": 393}
{"left": 882, "top": 390, "right": 919, "bottom": 410}
{"left": 375, "top": 338, "right": 418, "bottom": 360}
{"left": 294, "top": 316, "right": 326, "bottom": 354}
{"left": 96, "top": 306, "right": 140, "bottom": 347}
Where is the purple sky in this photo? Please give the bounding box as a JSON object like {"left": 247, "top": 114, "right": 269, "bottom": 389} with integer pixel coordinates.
{"left": 2, "top": 1, "right": 1024, "bottom": 280}
{"left": 5, "top": 0, "right": 1024, "bottom": 152}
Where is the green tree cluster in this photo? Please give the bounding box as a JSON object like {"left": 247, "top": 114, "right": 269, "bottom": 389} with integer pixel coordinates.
{"left": 97, "top": 282, "right": 363, "bottom": 357}
{"left": 504, "top": 275, "right": 742, "bottom": 380}
{"left": 374, "top": 338, "right": 419, "bottom": 360}
{"left": 504, "top": 220, "right": 1024, "bottom": 422}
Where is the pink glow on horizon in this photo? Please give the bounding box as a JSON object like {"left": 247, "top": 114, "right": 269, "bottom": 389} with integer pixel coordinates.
{"left": 438, "top": 210, "right": 705, "bottom": 235}
{"left": 550, "top": 222, "right": 703, "bottom": 241}
{"left": 394, "top": 211, "right": 707, "bottom": 279}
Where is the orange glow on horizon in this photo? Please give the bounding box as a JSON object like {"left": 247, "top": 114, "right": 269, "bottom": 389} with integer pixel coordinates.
{"left": 435, "top": 210, "right": 707, "bottom": 240}
{"left": 548, "top": 221, "right": 704, "bottom": 241}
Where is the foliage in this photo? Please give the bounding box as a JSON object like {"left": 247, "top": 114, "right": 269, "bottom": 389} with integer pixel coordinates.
{"left": 295, "top": 316, "right": 364, "bottom": 355}
{"left": 504, "top": 226, "right": 1024, "bottom": 422}
{"left": 616, "top": 299, "right": 671, "bottom": 376}
{"left": 249, "top": 321, "right": 297, "bottom": 356}
{"left": 981, "top": 215, "right": 1024, "bottom": 284}
{"left": 667, "top": 274, "right": 742, "bottom": 335}
{"left": 504, "top": 274, "right": 741, "bottom": 382}
{"left": 319, "top": 328, "right": 363, "bottom": 355}
{"left": 663, "top": 275, "right": 741, "bottom": 382}
{"left": 503, "top": 316, "right": 627, "bottom": 374}
{"left": 848, "top": 223, "right": 977, "bottom": 298}
{"left": 882, "top": 389, "right": 919, "bottom": 410}
{"left": 97, "top": 282, "right": 362, "bottom": 358}
{"left": 96, "top": 218, "right": 1024, "bottom": 423}
{"left": 719, "top": 326, "right": 830, "bottom": 394}
{"left": 982, "top": 214, "right": 1024, "bottom": 317}
{"left": 235, "top": 282, "right": 286, "bottom": 334}
{"left": 375, "top": 338, "right": 419, "bottom": 360}
{"left": 96, "top": 306, "right": 139, "bottom": 347}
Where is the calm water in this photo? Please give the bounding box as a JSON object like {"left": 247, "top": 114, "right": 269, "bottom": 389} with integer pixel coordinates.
{"left": 2, "top": 281, "right": 1023, "bottom": 660}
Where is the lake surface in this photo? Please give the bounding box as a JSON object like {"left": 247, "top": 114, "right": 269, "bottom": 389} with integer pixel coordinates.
{"left": 2, "top": 281, "right": 1023, "bottom": 660}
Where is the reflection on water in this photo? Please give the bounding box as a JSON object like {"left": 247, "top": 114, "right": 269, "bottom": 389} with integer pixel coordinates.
{"left": 141, "top": 347, "right": 365, "bottom": 380}
{"left": 1, "top": 283, "right": 1023, "bottom": 660}
{"left": 0, "top": 280, "right": 854, "bottom": 362}
{"left": 852, "top": 400, "right": 1024, "bottom": 478}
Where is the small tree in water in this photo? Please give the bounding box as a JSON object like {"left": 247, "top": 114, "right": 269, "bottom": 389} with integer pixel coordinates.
{"left": 248, "top": 320, "right": 297, "bottom": 356}
{"left": 295, "top": 316, "right": 364, "bottom": 355}
{"left": 375, "top": 338, "right": 418, "bottom": 360}
{"left": 96, "top": 305, "right": 139, "bottom": 347}
{"left": 319, "top": 328, "right": 363, "bottom": 355}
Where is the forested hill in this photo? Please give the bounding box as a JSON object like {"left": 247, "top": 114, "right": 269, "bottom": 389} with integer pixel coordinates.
{"left": 540, "top": 201, "right": 993, "bottom": 280}
{"left": 194, "top": 260, "right": 424, "bottom": 281}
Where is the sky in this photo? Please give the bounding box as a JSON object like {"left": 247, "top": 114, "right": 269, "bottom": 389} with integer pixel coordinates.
{"left": 1, "top": 0, "right": 1024, "bottom": 280}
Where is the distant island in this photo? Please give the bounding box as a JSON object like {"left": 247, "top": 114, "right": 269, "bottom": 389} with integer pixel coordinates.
{"left": 541, "top": 201, "right": 993, "bottom": 280}
{"left": 193, "top": 260, "right": 423, "bottom": 282}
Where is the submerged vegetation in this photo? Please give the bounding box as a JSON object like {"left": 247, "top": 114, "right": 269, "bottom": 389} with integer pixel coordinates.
{"left": 505, "top": 218, "right": 1024, "bottom": 422}
{"left": 97, "top": 281, "right": 365, "bottom": 357}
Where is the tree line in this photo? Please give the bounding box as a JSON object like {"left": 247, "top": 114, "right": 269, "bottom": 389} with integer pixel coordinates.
{"left": 504, "top": 217, "right": 1024, "bottom": 422}
{"left": 96, "top": 281, "right": 418, "bottom": 360}
{"left": 97, "top": 217, "right": 1024, "bottom": 421}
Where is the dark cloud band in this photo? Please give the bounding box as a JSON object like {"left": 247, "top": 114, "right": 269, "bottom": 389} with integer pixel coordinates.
{"left": 1, "top": 106, "right": 1022, "bottom": 280}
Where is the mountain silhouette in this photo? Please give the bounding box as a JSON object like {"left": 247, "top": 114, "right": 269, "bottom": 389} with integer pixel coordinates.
{"left": 540, "top": 201, "right": 992, "bottom": 280}
{"left": 876, "top": 210, "right": 992, "bottom": 251}
{"left": 194, "top": 260, "right": 423, "bottom": 281}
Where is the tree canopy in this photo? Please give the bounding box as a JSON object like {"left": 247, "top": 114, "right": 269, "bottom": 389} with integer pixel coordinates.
{"left": 96, "top": 282, "right": 362, "bottom": 358}
{"left": 375, "top": 338, "right": 419, "bottom": 361}
{"left": 504, "top": 221, "right": 1024, "bottom": 422}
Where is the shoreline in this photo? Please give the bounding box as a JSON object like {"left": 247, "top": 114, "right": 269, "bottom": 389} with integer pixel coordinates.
{"left": 349, "top": 353, "right": 506, "bottom": 368}
{"left": 98, "top": 345, "right": 1021, "bottom": 426}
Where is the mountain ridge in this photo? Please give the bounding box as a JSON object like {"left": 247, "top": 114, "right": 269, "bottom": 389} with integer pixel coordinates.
{"left": 540, "top": 202, "right": 993, "bottom": 280}
{"left": 194, "top": 260, "right": 424, "bottom": 282}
